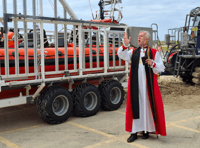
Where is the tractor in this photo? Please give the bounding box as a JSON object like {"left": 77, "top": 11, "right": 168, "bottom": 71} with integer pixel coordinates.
{"left": 164, "top": 7, "right": 200, "bottom": 84}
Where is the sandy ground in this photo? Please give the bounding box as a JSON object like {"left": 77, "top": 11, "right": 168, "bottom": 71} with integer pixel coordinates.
{"left": 158, "top": 76, "right": 200, "bottom": 112}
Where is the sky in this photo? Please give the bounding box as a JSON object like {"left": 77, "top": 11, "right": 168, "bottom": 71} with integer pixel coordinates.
{"left": 0, "top": 0, "right": 199, "bottom": 40}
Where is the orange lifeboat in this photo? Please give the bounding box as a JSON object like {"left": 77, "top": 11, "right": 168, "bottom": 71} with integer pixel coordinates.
{"left": 0, "top": 45, "right": 125, "bottom": 75}
{"left": 0, "top": 31, "right": 22, "bottom": 48}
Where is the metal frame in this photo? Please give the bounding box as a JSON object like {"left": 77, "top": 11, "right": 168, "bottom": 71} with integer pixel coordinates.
{"left": 0, "top": 0, "right": 129, "bottom": 108}
{"left": 0, "top": 0, "right": 135, "bottom": 110}
{"left": 1, "top": 16, "right": 127, "bottom": 78}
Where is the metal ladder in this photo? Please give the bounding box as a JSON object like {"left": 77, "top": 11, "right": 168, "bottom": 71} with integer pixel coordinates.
{"left": 174, "top": 52, "right": 182, "bottom": 76}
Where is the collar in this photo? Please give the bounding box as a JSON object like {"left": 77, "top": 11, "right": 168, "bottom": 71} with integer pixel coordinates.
{"left": 141, "top": 48, "right": 147, "bottom": 52}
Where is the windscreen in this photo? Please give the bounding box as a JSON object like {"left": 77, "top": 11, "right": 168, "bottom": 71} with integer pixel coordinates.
{"left": 194, "top": 16, "right": 200, "bottom": 26}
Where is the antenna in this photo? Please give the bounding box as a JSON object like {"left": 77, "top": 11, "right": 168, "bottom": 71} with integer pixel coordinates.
{"left": 88, "top": 0, "right": 94, "bottom": 19}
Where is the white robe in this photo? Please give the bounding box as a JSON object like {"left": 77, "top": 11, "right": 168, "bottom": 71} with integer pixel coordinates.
{"left": 117, "top": 47, "right": 165, "bottom": 133}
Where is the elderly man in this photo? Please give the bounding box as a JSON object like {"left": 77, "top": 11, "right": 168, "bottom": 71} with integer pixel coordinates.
{"left": 117, "top": 31, "right": 167, "bottom": 142}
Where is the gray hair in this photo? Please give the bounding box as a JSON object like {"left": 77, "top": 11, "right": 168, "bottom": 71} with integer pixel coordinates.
{"left": 139, "top": 30, "right": 151, "bottom": 39}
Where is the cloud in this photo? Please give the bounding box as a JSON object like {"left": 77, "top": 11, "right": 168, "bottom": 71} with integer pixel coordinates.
{"left": 0, "top": 0, "right": 199, "bottom": 40}
{"left": 119, "top": 0, "right": 199, "bottom": 40}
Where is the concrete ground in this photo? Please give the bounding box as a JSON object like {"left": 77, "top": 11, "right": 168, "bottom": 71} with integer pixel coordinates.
{"left": 0, "top": 94, "right": 200, "bottom": 148}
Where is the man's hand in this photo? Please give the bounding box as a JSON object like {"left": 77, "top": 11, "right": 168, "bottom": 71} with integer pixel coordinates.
{"left": 157, "top": 46, "right": 162, "bottom": 52}
{"left": 145, "top": 59, "right": 153, "bottom": 66}
{"left": 123, "top": 33, "right": 131, "bottom": 46}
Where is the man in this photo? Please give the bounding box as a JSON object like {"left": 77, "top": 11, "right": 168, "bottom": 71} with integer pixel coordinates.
{"left": 117, "top": 31, "right": 166, "bottom": 143}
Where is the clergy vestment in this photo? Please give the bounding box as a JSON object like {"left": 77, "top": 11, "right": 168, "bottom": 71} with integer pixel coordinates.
{"left": 117, "top": 46, "right": 167, "bottom": 136}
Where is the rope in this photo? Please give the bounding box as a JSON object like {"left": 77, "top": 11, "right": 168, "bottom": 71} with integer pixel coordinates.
{"left": 88, "top": 0, "right": 94, "bottom": 19}
{"left": 48, "top": 0, "right": 54, "bottom": 10}
{"left": 0, "top": 20, "right": 3, "bottom": 26}
{"left": 48, "top": 0, "right": 61, "bottom": 18}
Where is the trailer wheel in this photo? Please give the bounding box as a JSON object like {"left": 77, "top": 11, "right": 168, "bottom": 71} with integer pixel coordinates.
{"left": 72, "top": 83, "right": 101, "bottom": 117}
{"left": 37, "top": 85, "right": 73, "bottom": 124}
{"left": 99, "top": 80, "right": 124, "bottom": 111}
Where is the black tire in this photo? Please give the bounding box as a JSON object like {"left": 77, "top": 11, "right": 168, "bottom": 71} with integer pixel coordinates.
{"left": 36, "top": 85, "right": 73, "bottom": 124}
{"left": 72, "top": 83, "right": 101, "bottom": 117}
{"left": 98, "top": 80, "right": 124, "bottom": 111}
{"left": 181, "top": 74, "right": 193, "bottom": 84}
{"left": 181, "top": 76, "right": 187, "bottom": 82}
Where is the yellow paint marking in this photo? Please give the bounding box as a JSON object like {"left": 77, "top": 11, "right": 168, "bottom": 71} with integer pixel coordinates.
{"left": 84, "top": 135, "right": 149, "bottom": 148}
{"left": 194, "top": 116, "right": 200, "bottom": 119}
{"left": 69, "top": 122, "right": 149, "bottom": 148}
{"left": 172, "top": 124, "right": 200, "bottom": 133}
{"left": 0, "top": 124, "right": 44, "bottom": 135}
{"left": 67, "top": 122, "right": 114, "bottom": 138}
{"left": 0, "top": 136, "right": 20, "bottom": 148}
{"left": 114, "top": 111, "right": 125, "bottom": 115}
{"left": 118, "top": 138, "right": 149, "bottom": 148}
{"left": 126, "top": 141, "right": 149, "bottom": 148}
{"left": 115, "top": 111, "right": 200, "bottom": 133}
{"left": 83, "top": 139, "right": 117, "bottom": 148}
{"left": 118, "top": 108, "right": 125, "bottom": 111}
{"left": 166, "top": 123, "right": 171, "bottom": 128}
{"left": 167, "top": 116, "right": 200, "bottom": 128}
{"left": 114, "top": 110, "right": 200, "bottom": 135}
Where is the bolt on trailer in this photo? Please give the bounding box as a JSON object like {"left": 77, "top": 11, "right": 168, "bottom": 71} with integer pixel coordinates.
{"left": 164, "top": 7, "right": 200, "bottom": 84}
{"left": 0, "top": 0, "right": 160, "bottom": 124}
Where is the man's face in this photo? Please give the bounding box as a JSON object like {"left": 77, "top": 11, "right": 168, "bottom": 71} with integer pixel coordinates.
{"left": 138, "top": 32, "right": 149, "bottom": 47}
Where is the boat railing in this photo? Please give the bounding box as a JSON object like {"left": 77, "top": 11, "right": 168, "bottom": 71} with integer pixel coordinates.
{"left": 0, "top": 0, "right": 129, "bottom": 90}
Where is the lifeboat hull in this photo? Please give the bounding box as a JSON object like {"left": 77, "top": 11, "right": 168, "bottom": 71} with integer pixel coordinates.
{"left": 0, "top": 47, "right": 125, "bottom": 75}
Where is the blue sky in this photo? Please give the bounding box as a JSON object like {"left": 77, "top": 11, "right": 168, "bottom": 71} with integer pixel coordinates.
{"left": 0, "top": 0, "right": 199, "bottom": 40}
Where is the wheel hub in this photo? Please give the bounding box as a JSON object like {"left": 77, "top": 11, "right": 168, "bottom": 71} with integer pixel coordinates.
{"left": 52, "top": 95, "right": 69, "bottom": 116}
{"left": 110, "top": 87, "right": 121, "bottom": 104}
{"left": 84, "top": 92, "right": 98, "bottom": 111}
{"left": 53, "top": 100, "right": 60, "bottom": 109}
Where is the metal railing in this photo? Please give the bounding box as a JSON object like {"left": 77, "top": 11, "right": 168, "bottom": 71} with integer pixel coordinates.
{"left": 0, "top": 0, "right": 128, "bottom": 88}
